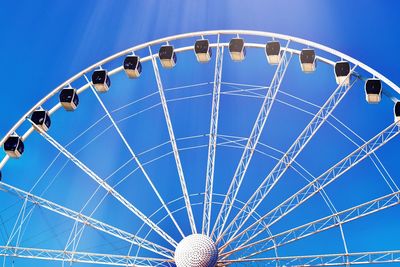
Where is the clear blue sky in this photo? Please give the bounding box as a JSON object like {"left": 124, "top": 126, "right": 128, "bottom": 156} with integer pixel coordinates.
{"left": 0, "top": 1, "right": 400, "bottom": 266}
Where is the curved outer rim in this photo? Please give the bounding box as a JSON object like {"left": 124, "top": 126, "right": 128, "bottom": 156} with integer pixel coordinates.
{"left": 1, "top": 30, "right": 398, "bottom": 168}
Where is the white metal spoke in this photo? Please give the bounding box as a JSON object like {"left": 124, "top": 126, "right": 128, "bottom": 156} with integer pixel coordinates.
{"left": 218, "top": 134, "right": 350, "bottom": 258}
{"left": 221, "top": 250, "right": 400, "bottom": 266}
{"left": 150, "top": 48, "right": 197, "bottom": 234}
{"left": 28, "top": 120, "right": 178, "bottom": 247}
{"left": 222, "top": 122, "right": 400, "bottom": 251}
{"left": 0, "top": 246, "right": 169, "bottom": 266}
{"left": 222, "top": 189, "right": 400, "bottom": 259}
{"left": 0, "top": 181, "right": 173, "bottom": 258}
{"left": 84, "top": 74, "right": 185, "bottom": 239}
{"left": 219, "top": 66, "right": 358, "bottom": 243}
{"left": 212, "top": 45, "right": 293, "bottom": 239}
{"left": 202, "top": 36, "right": 224, "bottom": 236}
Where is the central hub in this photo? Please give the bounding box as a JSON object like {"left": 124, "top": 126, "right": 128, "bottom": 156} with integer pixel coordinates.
{"left": 174, "top": 234, "right": 218, "bottom": 267}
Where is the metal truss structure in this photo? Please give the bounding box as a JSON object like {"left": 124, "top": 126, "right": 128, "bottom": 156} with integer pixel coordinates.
{"left": 0, "top": 30, "right": 399, "bottom": 266}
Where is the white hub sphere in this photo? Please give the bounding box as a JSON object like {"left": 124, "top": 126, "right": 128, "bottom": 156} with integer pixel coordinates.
{"left": 174, "top": 234, "right": 218, "bottom": 267}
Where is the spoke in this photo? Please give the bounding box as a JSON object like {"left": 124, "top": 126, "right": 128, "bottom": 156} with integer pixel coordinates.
{"left": 217, "top": 133, "right": 349, "bottom": 258}
{"left": 219, "top": 66, "right": 358, "bottom": 243}
{"left": 211, "top": 44, "right": 293, "bottom": 239}
{"left": 202, "top": 36, "right": 224, "bottom": 236}
{"left": 222, "top": 122, "right": 400, "bottom": 251}
{"left": 0, "top": 181, "right": 173, "bottom": 258}
{"left": 221, "top": 250, "right": 400, "bottom": 266}
{"left": 150, "top": 48, "right": 197, "bottom": 234}
{"left": 28, "top": 120, "right": 178, "bottom": 247}
{"left": 84, "top": 74, "right": 185, "bottom": 239}
{"left": 222, "top": 189, "right": 400, "bottom": 259}
{"left": 0, "top": 245, "right": 169, "bottom": 266}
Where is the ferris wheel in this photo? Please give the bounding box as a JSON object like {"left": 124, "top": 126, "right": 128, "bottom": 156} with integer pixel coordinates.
{"left": 1, "top": 30, "right": 400, "bottom": 267}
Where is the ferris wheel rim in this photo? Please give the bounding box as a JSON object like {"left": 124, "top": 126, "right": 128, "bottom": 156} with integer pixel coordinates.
{"left": 1, "top": 29, "right": 398, "bottom": 151}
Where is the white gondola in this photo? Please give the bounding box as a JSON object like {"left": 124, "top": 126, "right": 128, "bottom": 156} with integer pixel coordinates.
{"left": 300, "top": 48, "right": 316, "bottom": 73}
{"left": 4, "top": 134, "right": 24, "bottom": 158}
{"left": 159, "top": 45, "right": 177, "bottom": 68}
{"left": 194, "top": 39, "right": 212, "bottom": 63}
{"left": 59, "top": 88, "right": 79, "bottom": 111}
{"left": 123, "top": 55, "right": 142, "bottom": 78}
{"left": 229, "top": 38, "right": 246, "bottom": 61}
{"left": 31, "top": 108, "right": 51, "bottom": 132}
{"left": 265, "top": 41, "right": 281, "bottom": 65}
{"left": 365, "top": 79, "right": 382, "bottom": 104}
{"left": 334, "top": 61, "right": 351, "bottom": 85}
{"left": 92, "top": 70, "right": 111, "bottom": 92}
{"left": 395, "top": 102, "right": 400, "bottom": 125}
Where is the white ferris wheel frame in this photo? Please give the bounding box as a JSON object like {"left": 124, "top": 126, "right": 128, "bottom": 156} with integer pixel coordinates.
{"left": 0, "top": 30, "right": 400, "bottom": 266}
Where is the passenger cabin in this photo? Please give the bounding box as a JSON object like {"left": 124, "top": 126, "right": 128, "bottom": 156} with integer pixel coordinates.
{"left": 300, "top": 49, "right": 316, "bottom": 73}
{"left": 59, "top": 88, "right": 79, "bottom": 111}
{"left": 265, "top": 41, "right": 281, "bottom": 65}
{"left": 92, "top": 70, "right": 111, "bottom": 92}
{"left": 123, "top": 55, "right": 142, "bottom": 78}
{"left": 4, "top": 134, "right": 24, "bottom": 158}
{"left": 334, "top": 61, "right": 351, "bottom": 85}
{"left": 159, "top": 45, "right": 177, "bottom": 68}
{"left": 395, "top": 102, "right": 400, "bottom": 125}
{"left": 194, "top": 39, "right": 212, "bottom": 63}
{"left": 365, "top": 79, "right": 382, "bottom": 104}
{"left": 229, "top": 38, "right": 246, "bottom": 61}
{"left": 31, "top": 109, "right": 51, "bottom": 132}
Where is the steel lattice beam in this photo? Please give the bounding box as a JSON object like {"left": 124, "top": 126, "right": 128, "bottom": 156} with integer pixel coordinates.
{"left": 221, "top": 250, "right": 400, "bottom": 266}
{"left": 212, "top": 46, "right": 293, "bottom": 240}
{"left": 222, "top": 190, "right": 400, "bottom": 259}
{"left": 218, "top": 66, "right": 358, "bottom": 243}
{"left": 0, "top": 245, "right": 170, "bottom": 267}
{"left": 202, "top": 37, "right": 224, "bottom": 236}
{"left": 0, "top": 181, "right": 173, "bottom": 259}
{"left": 222, "top": 122, "right": 400, "bottom": 251}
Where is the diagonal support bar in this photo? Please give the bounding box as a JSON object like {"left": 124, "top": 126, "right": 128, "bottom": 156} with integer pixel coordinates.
{"left": 219, "top": 65, "right": 358, "bottom": 243}
{"left": 212, "top": 46, "right": 293, "bottom": 239}
{"left": 202, "top": 37, "right": 224, "bottom": 236}
{"left": 222, "top": 122, "right": 400, "bottom": 251}
{"left": 150, "top": 48, "right": 197, "bottom": 234}
{"left": 28, "top": 120, "right": 178, "bottom": 247}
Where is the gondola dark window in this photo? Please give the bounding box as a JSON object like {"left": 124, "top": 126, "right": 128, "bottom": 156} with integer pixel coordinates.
{"left": 124, "top": 55, "right": 142, "bottom": 78}
{"left": 92, "top": 70, "right": 111, "bottom": 92}
{"left": 365, "top": 79, "right": 382, "bottom": 104}
{"left": 194, "top": 39, "right": 212, "bottom": 63}
{"left": 265, "top": 41, "right": 281, "bottom": 65}
{"left": 159, "top": 45, "right": 177, "bottom": 68}
{"left": 31, "top": 110, "right": 51, "bottom": 132}
{"left": 334, "top": 61, "right": 351, "bottom": 85}
{"left": 300, "top": 49, "right": 316, "bottom": 73}
{"left": 4, "top": 135, "right": 24, "bottom": 158}
{"left": 229, "top": 38, "right": 246, "bottom": 61}
{"left": 60, "top": 88, "right": 79, "bottom": 111}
